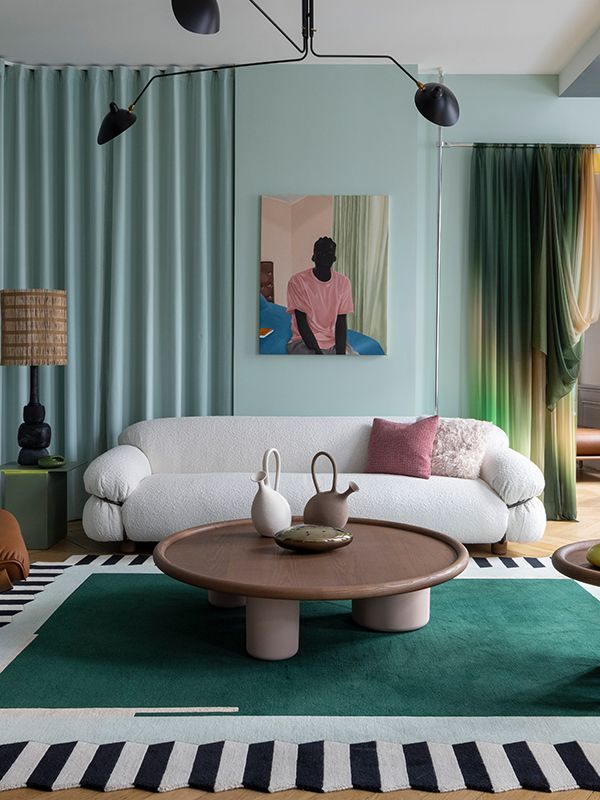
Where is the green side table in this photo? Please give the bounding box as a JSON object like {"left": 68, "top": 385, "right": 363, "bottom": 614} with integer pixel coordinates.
{"left": 0, "top": 462, "right": 84, "bottom": 550}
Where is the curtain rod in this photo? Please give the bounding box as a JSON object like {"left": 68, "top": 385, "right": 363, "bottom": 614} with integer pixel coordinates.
{"left": 441, "top": 142, "right": 600, "bottom": 148}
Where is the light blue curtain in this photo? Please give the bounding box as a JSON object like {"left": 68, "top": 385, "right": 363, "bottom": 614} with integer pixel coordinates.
{"left": 0, "top": 60, "right": 234, "bottom": 515}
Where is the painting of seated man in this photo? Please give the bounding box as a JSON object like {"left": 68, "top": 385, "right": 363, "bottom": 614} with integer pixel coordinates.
{"left": 259, "top": 195, "right": 388, "bottom": 356}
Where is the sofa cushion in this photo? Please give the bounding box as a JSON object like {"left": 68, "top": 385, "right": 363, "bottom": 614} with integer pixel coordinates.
{"left": 480, "top": 447, "right": 545, "bottom": 506}
{"left": 506, "top": 497, "right": 546, "bottom": 543}
{"left": 84, "top": 445, "right": 152, "bottom": 503}
{"left": 121, "top": 471, "right": 508, "bottom": 543}
{"left": 431, "top": 418, "right": 495, "bottom": 479}
{"left": 82, "top": 496, "right": 125, "bottom": 542}
{"left": 366, "top": 416, "right": 439, "bottom": 478}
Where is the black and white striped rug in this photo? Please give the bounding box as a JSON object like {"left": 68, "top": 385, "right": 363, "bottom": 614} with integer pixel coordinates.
{"left": 1, "top": 738, "right": 600, "bottom": 793}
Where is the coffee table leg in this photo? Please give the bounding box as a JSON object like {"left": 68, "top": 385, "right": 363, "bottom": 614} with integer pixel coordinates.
{"left": 352, "top": 589, "right": 430, "bottom": 632}
{"left": 246, "top": 597, "right": 300, "bottom": 660}
{"left": 208, "top": 590, "right": 246, "bottom": 608}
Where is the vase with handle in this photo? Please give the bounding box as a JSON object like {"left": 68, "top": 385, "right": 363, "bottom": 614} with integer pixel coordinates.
{"left": 250, "top": 448, "right": 292, "bottom": 538}
{"left": 303, "top": 451, "right": 359, "bottom": 529}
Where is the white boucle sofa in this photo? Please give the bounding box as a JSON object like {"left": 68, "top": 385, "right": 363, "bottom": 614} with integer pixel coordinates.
{"left": 82, "top": 416, "right": 546, "bottom": 550}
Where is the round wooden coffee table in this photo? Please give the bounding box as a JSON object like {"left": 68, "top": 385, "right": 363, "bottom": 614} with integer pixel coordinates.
{"left": 154, "top": 517, "right": 469, "bottom": 661}
{"left": 552, "top": 540, "right": 600, "bottom": 586}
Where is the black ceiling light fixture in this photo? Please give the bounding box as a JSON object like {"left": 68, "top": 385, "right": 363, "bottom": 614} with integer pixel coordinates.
{"left": 171, "top": 0, "right": 220, "bottom": 34}
{"left": 97, "top": 0, "right": 459, "bottom": 145}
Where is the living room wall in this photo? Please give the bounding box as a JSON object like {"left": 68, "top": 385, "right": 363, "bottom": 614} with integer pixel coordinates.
{"left": 234, "top": 68, "right": 600, "bottom": 419}
{"left": 233, "top": 65, "right": 435, "bottom": 417}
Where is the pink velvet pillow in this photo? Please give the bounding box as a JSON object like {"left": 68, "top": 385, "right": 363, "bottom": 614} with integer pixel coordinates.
{"left": 366, "top": 416, "right": 440, "bottom": 479}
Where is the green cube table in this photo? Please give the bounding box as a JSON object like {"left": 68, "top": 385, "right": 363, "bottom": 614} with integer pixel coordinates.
{"left": 0, "top": 462, "right": 84, "bottom": 550}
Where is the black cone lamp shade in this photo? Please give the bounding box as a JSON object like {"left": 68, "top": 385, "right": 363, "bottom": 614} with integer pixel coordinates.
{"left": 97, "top": 102, "right": 137, "bottom": 145}
{"left": 414, "top": 82, "right": 460, "bottom": 127}
{"left": 172, "top": 0, "right": 221, "bottom": 33}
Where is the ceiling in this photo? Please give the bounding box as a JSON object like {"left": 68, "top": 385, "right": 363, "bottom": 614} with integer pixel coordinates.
{"left": 0, "top": 0, "right": 599, "bottom": 74}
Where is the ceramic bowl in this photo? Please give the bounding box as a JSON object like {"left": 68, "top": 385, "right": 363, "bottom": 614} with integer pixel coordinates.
{"left": 274, "top": 524, "right": 353, "bottom": 553}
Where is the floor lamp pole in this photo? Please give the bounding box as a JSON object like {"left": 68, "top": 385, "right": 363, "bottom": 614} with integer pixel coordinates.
{"left": 434, "top": 71, "right": 445, "bottom": 416}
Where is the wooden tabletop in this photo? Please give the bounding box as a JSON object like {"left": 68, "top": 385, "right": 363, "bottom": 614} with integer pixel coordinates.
{"left": 552, "top": 539, "right": 600, "bottom": 587}
{"left": 153, "top": 518, "right": 469, "bottom": 601}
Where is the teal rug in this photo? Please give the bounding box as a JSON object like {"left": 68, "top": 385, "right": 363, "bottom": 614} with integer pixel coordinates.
{"left": 0, "top": 555, "right": 599, "bottom": 792}
{"left": 1, "top": 574, "right": 599, "bottom": 717}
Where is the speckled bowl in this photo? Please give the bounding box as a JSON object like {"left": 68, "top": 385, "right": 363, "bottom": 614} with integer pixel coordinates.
{"left": 274, "top": 524, "right": 353, "bottom": 553}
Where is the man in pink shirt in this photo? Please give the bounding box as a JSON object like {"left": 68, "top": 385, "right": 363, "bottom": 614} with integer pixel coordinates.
{"left": 286, "top": 237, "right": 356, "bottom": 355}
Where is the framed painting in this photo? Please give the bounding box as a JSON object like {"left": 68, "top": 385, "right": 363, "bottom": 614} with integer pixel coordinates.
{"left": 259, "top": 195, "right": 388, "bottom": 355}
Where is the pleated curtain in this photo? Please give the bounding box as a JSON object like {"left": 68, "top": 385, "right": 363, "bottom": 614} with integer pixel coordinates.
{"left": 0, "top": 60, "right": 234, "bottom": 514}
{"left": 470, "top": 144, "right": 600, "bottom": 520}
{"left": 332, "top": 195, "right": 389, "bottom": 351}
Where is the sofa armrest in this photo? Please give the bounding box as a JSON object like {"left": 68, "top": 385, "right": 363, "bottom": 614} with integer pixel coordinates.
{"left": 480, "top": 447, "right": 545, "bottom": 506}
{"left": 84, "top": 445, "right": 151, "bottom": 504}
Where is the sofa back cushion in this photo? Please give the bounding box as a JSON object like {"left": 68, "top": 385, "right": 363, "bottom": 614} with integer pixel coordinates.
{"left": 366, "top": 416, "right": 439, "bottom": 478}
{"left": 431, "top": 418, "right": 497, "bottom": 479}
{"left": 118, "top": 415, "right": 509, "bottom": 475}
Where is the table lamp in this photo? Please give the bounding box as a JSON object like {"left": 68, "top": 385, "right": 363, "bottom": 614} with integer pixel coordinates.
{"left": 0, "top": 290, "right": 68, "bottom": 465}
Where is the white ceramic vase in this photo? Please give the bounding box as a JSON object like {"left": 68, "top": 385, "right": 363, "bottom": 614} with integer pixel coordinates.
{"left": 250, "top": 448, "right": 292, "bottom": 538}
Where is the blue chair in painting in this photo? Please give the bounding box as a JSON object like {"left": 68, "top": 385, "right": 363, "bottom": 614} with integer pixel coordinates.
{"left": 259, "top": 295, "right": 385, "bottom": 355}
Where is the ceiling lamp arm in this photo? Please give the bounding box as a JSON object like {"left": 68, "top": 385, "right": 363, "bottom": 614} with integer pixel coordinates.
{"left": 310, "top": 40, "right": 424, "bottom": 89}
{"left": 128, "top": 0, "right": 311, "bottom": 110}
{"left": 307, "top": 0, "right": 422, "bottom": 89}
{"left": 98, "top": 43, "right": 310, "bottom": 144}
{"left": 247, "top": 0, "right": 307, "bottom": 54}
{"left": 306, "top": 0, "right": 458, "bottom": 127}
{"left": 129, "top": 51, "right": 309, "bottom": 112}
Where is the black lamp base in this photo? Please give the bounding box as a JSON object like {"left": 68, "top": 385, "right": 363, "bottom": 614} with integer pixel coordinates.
{"left": 17, "top": 366, "right": 52, "bottom": 466}
{"left": 18, "top": 445, "right": 50, "bottom": 466}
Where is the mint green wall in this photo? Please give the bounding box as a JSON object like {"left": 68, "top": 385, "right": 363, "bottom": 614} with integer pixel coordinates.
{"left": 234, "top": 70, "right": 600, "bottom": 418}
{"left": 234, "top": 65, "right": 437, "bottom": 416}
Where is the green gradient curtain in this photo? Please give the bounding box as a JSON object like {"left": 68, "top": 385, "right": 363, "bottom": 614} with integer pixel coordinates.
{"left": 332, "top": 195, "right": 388, "bottom": 350}
{"left": 0, "top": 60, "right": 234, "bottom": 514}
{"left": 471, "top": 144, "right": 600, "bottom": 520}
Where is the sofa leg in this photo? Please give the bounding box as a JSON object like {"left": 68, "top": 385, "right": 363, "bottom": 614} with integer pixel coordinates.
{"left": 120, "top": 539, "right": 137, "bottom": 555}
{"left": 0, "top": 568, "right": 13, "bottom": 591}
{"left": 491, "top": 536, "right": 508, "bottom": 556}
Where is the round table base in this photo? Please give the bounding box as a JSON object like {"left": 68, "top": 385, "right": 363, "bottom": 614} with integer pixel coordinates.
{"left": 246, "top": 597, "right": 300, "bottom": 660}
{"left": 208, "top": 590, "right": 246, "bottom": 608}
{"left": 352, "top": 588, "right": 430, "bottom": 632}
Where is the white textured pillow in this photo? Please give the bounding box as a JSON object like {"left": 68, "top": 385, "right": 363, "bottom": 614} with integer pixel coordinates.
{"left": 431, "top": 418, "right": 495, "bottom": 479}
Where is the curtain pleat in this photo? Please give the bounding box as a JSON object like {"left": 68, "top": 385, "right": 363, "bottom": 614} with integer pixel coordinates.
{"left": 0, "top": 61, "right": 234, "bottom": 515}
{"left": 470, "top": 144, "right": 600, "bottom": 520}
{"left": 332, "top": 195, "right": 388, "bottom": 351}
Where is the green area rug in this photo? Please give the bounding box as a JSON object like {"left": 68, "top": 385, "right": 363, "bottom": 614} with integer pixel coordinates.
{"left": 1, "top": 573, "right": 599, "bottom": 716}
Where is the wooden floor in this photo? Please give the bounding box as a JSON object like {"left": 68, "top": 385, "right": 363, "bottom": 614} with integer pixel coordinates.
{"left": 7, "top": 469, "right": 600, "bottom": 800}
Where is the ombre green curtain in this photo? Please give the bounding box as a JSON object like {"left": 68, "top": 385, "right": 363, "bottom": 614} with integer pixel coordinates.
{"left": 0, "top": 60, "right": 234, "bottom": 515}
{"left": 332, "top": 195, "right": 388, "bottom": 350}
{"left": 471, "top": 144, "right": 600, "bottom": 520}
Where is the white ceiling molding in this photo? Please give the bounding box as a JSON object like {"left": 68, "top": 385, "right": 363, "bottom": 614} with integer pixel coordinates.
{"left": 559, "top": 25, "right": 600, "bottom": 95}
{"left": 1, "top": 0, "right": 600, "bottom": 74}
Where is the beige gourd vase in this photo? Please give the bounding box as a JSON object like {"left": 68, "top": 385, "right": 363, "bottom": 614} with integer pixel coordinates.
{"left": 250, "top": 448, "right": 292, "bottom": 538}
{"left": 303, "top": 451, "right": 359, "bottom": 529}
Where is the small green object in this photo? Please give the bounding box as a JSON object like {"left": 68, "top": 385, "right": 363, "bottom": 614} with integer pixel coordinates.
{"left": 38, "top": 455, "right": 66, "bottom": 469}
{"left": 586, "top": 543, "right": 600, "bottom": 568}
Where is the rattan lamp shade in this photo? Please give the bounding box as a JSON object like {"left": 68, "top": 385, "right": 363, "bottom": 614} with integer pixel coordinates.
{"left": 0, "top": 290, "right": 67, "bottom": 366}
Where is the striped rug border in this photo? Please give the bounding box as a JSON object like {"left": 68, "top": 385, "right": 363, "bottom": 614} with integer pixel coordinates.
{"left": 0, "top": 738, "right": 599, "bottom": 792}
{"left": 0, "top": 555, "right": 556, "bottom": 629}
